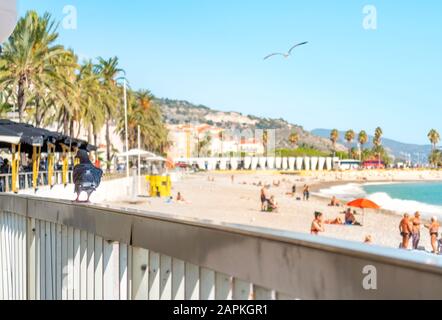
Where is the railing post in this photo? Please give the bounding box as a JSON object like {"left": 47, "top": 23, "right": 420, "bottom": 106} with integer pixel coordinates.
{"left": 47, "top": 144, "right": 55, "bottom": 188}
{"left": 119, "top": 243, "right": 128, "bottom": 300}
{"left": 103, "top": 241, "right": 120, "bottom": 300}
{"left": 185, "top": 263, "right": 199, "bottom": 300}
{"left": 233, "top": 279, "right": 253, "bottom": 300}
{"left": 132, "top": 247, "right": 149, "bottom": 300}
{"left": 11, "top": 144, "right": 21, "bottom": 193}
{"left": 215, "top": 273, "right": 233, "bottom": 300}
{"left": 32, "top": 146, "right": 42, "bottom": 192}
{"left": 24, "top": 174, "right": 29, "bottom": 190}
{"left": 27, "top": 217, "right": 36, "bottom": 300}
{"left": 5, "top": 175, "right": 10, "bottom": 192}
{"left": 148, "top": 251, "right": 160, "bottom": 300}
{"left": 61, "top": 145, "right": 69, "bottom": 187}
{"left": 159, "top": 255, "right": 172, "bottom": 300}
{"left": 172, "top": 259, "right": 185, "bottom": 300}
{"left": 200, "top": 268, "right": 215, "bottom": 300}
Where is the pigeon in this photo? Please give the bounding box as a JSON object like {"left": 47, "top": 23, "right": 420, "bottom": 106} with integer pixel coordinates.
{"left": 73, "top": 149, "right": 103, "bottom": 203}
{"left": 264, "top": 41, "right": 309, "bottom": 60}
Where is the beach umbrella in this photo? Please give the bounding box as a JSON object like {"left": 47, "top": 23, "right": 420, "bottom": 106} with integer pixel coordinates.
{"left": 346, "top": 198, "right": 381, "bottom": 226}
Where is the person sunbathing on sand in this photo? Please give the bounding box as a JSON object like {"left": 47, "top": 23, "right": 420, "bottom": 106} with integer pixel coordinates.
{"left": 364, "top": 235, "right": 373, "bottom": 244}
{"left": 325, "top": 217, "right": 343, "bottom": 225}
{"left": 344, "top": 209, "right": 361, "bottom": 226}
{"left": 176, "top": 192, "right": 185, "bottom": 202}
{"left": 311, "top": 212, "right": 325, "bottom": 235}
{"left": 425, "top": 216, "right": 440, "bottom": 254}
{"left": 329, "top": 196, "right": 340, "bottom": 207}
{"left": 268, "top": 196, "right": 279, "bottom": 212}
{"left": 399, "top": 213, "right": 412, "bottom": 250}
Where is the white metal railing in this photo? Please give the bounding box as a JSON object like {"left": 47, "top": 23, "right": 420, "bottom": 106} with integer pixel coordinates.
{"left": 0, "top": 171, "right": 73, "bottom": 193}
{"left": 1, "top": 194, "right": 442, "bottom": 300}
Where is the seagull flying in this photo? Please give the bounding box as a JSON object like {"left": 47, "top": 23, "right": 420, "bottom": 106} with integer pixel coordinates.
{"left": 264, "top": 41, "right": 308, "bottom": 60}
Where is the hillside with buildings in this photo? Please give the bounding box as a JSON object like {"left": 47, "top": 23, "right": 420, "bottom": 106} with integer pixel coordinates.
{"left": 155, "top": 98, "right": 344, "bottom": 158}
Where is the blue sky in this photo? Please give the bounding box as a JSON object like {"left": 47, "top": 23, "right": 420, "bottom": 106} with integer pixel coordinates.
{"left": 19, "top": 0, "right": 442, "bottom": 144}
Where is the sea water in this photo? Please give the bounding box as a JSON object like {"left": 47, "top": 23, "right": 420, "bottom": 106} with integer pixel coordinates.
{"left": 319, "top": 182, "right": 442, "bottom": 218}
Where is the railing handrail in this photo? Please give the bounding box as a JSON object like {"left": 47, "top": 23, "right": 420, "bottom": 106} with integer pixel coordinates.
{"left": 1, "top": 193, "right": 442, "bottom": 299}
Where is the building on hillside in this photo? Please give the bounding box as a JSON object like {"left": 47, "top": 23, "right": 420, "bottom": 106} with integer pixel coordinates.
{"left": 167, "top": 124, "right": 265, "bottom": 159}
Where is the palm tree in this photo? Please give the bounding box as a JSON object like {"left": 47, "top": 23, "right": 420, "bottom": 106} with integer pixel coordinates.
{"left": 0, "top": 91, "right": 13, "bottom": 117}
{"left": 428, "top": 129, "right": 440, "bottom": 151}
{"left": 262, "top": 130, "right": 269, "bottom": 156}
{"left": 344, "top": 130, "right": 355, "bottom": 157}
{"left": 330, "top": 129, "right": 339, "bottom": 155}
{"left": 429, "top": 150, "right": 442, "bottom": 168}
{"left": 77, "top": 60, "right": 106, "bottom": 142}
{"left": 358, "top": 130, "right": 368, "bottom": 160}
{"left": 0, "top": 11, "right": 67, "bottom": 122}
{"left": 373, "top": 127, "right": 383, "bottom": 148}
{"left": 358, "top": 131, "right": 368, "bottom": 149}
{"left": 219, "top": 131, "right": 224, "bottom": 157}
{"left": 116, "top": 89, "right": 169, "bottom": 155}
{"left": 135, "top": 89, "right": 154, "bottom": 111}
{"left": 289, "top": 131, "right": 299, "bottom": 149}
{"left": 95, "top": 57, "right": 125, "bottom": 172}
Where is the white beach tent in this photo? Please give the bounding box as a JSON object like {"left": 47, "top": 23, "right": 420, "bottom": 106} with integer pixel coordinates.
{"left": 288, "top": 157, "right": 296, "bottom": 171}
{"left": 282, "top": 157, "right": 288, "bottom": 170}
{"left": 230, "top": 158, "right": 239, "bottom": 170}
{"left": 259, "top": 157, "right": 267, "bottom": 170}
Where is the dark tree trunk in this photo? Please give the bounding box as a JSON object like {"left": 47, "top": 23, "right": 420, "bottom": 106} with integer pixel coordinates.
{"left": 34, "top": 96, "right": 43, "bottom": 127}
{"left": 76, "top": 121, "right": 82, "bottom": 139}
{"left": 87, "top": 125, "right": 93, "bottom": 144}
{"left": 69, "top": 118, "right": 74, "bottom": 138}
{"left": 17, "top": 77, "right": 26, "bottom": 123}
{"left": 93, "top": 132, "right": 98, "bottom": 163}
{"left": 63, "top": 110, "right": 69, "bottom": 135}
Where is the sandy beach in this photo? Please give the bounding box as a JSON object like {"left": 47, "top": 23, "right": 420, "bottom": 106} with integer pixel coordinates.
{"left": 111, "top": 170, "right": 442, "bottom": 253}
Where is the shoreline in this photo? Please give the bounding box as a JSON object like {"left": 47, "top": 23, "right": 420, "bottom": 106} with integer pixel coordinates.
{"left": 106, "top": 170, "right": 442, "bottom": 253}
{"left": 313, "top": 178, "right": 442, "bottom": 220}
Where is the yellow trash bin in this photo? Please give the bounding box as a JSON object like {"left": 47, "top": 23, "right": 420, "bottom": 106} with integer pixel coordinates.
{"left": 146, "top": 175, "right": 172, "bottom": 198}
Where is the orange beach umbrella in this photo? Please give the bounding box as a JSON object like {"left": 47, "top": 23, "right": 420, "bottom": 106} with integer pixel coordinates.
{"left": 347, "top": 198, "right": 380, "bottom": 210}
{"left": 346, "top": 198, "right": 381, "bottom": 226}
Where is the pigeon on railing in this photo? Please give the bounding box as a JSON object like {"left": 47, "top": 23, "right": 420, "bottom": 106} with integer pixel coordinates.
{"left": 73, "top": 149, "right": 103, "bottom": 203}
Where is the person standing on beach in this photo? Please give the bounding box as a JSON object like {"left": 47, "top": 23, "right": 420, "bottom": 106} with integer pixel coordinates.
{"left": 303, "top": 185, "right": 310, "bottom": 201}
{"left": 425, "top": 216, "right": 440, "bottom": 254}
{"left": 311, "top": 212, "right": 325, "bottom": 235}
{"left": 260, "top": 187, "right": 269, "bottom": 211}
{"left": 399, "top": 214, "right": 412, "bottom": 249}
{"left": 411, "top": 212, "right": 422, "bottom": 250}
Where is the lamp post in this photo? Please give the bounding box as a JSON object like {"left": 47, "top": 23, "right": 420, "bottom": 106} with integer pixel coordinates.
{"left": 123, "top": 79, "right": 129, "bottom": 180}
{"left": 138, "top": 125, "right": 141, "bottom": 195}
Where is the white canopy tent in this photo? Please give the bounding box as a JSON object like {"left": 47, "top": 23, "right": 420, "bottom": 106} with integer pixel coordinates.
{"left": 116, "top": 149, "right": 168, "bottom": 195}
{"left": 117, "top": 149, "right": 163, "bottom": 159}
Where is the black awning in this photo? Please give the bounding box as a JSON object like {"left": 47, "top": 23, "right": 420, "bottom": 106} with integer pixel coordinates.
{"left": 0, "top": 119, "right": 97, "bottom": 153}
